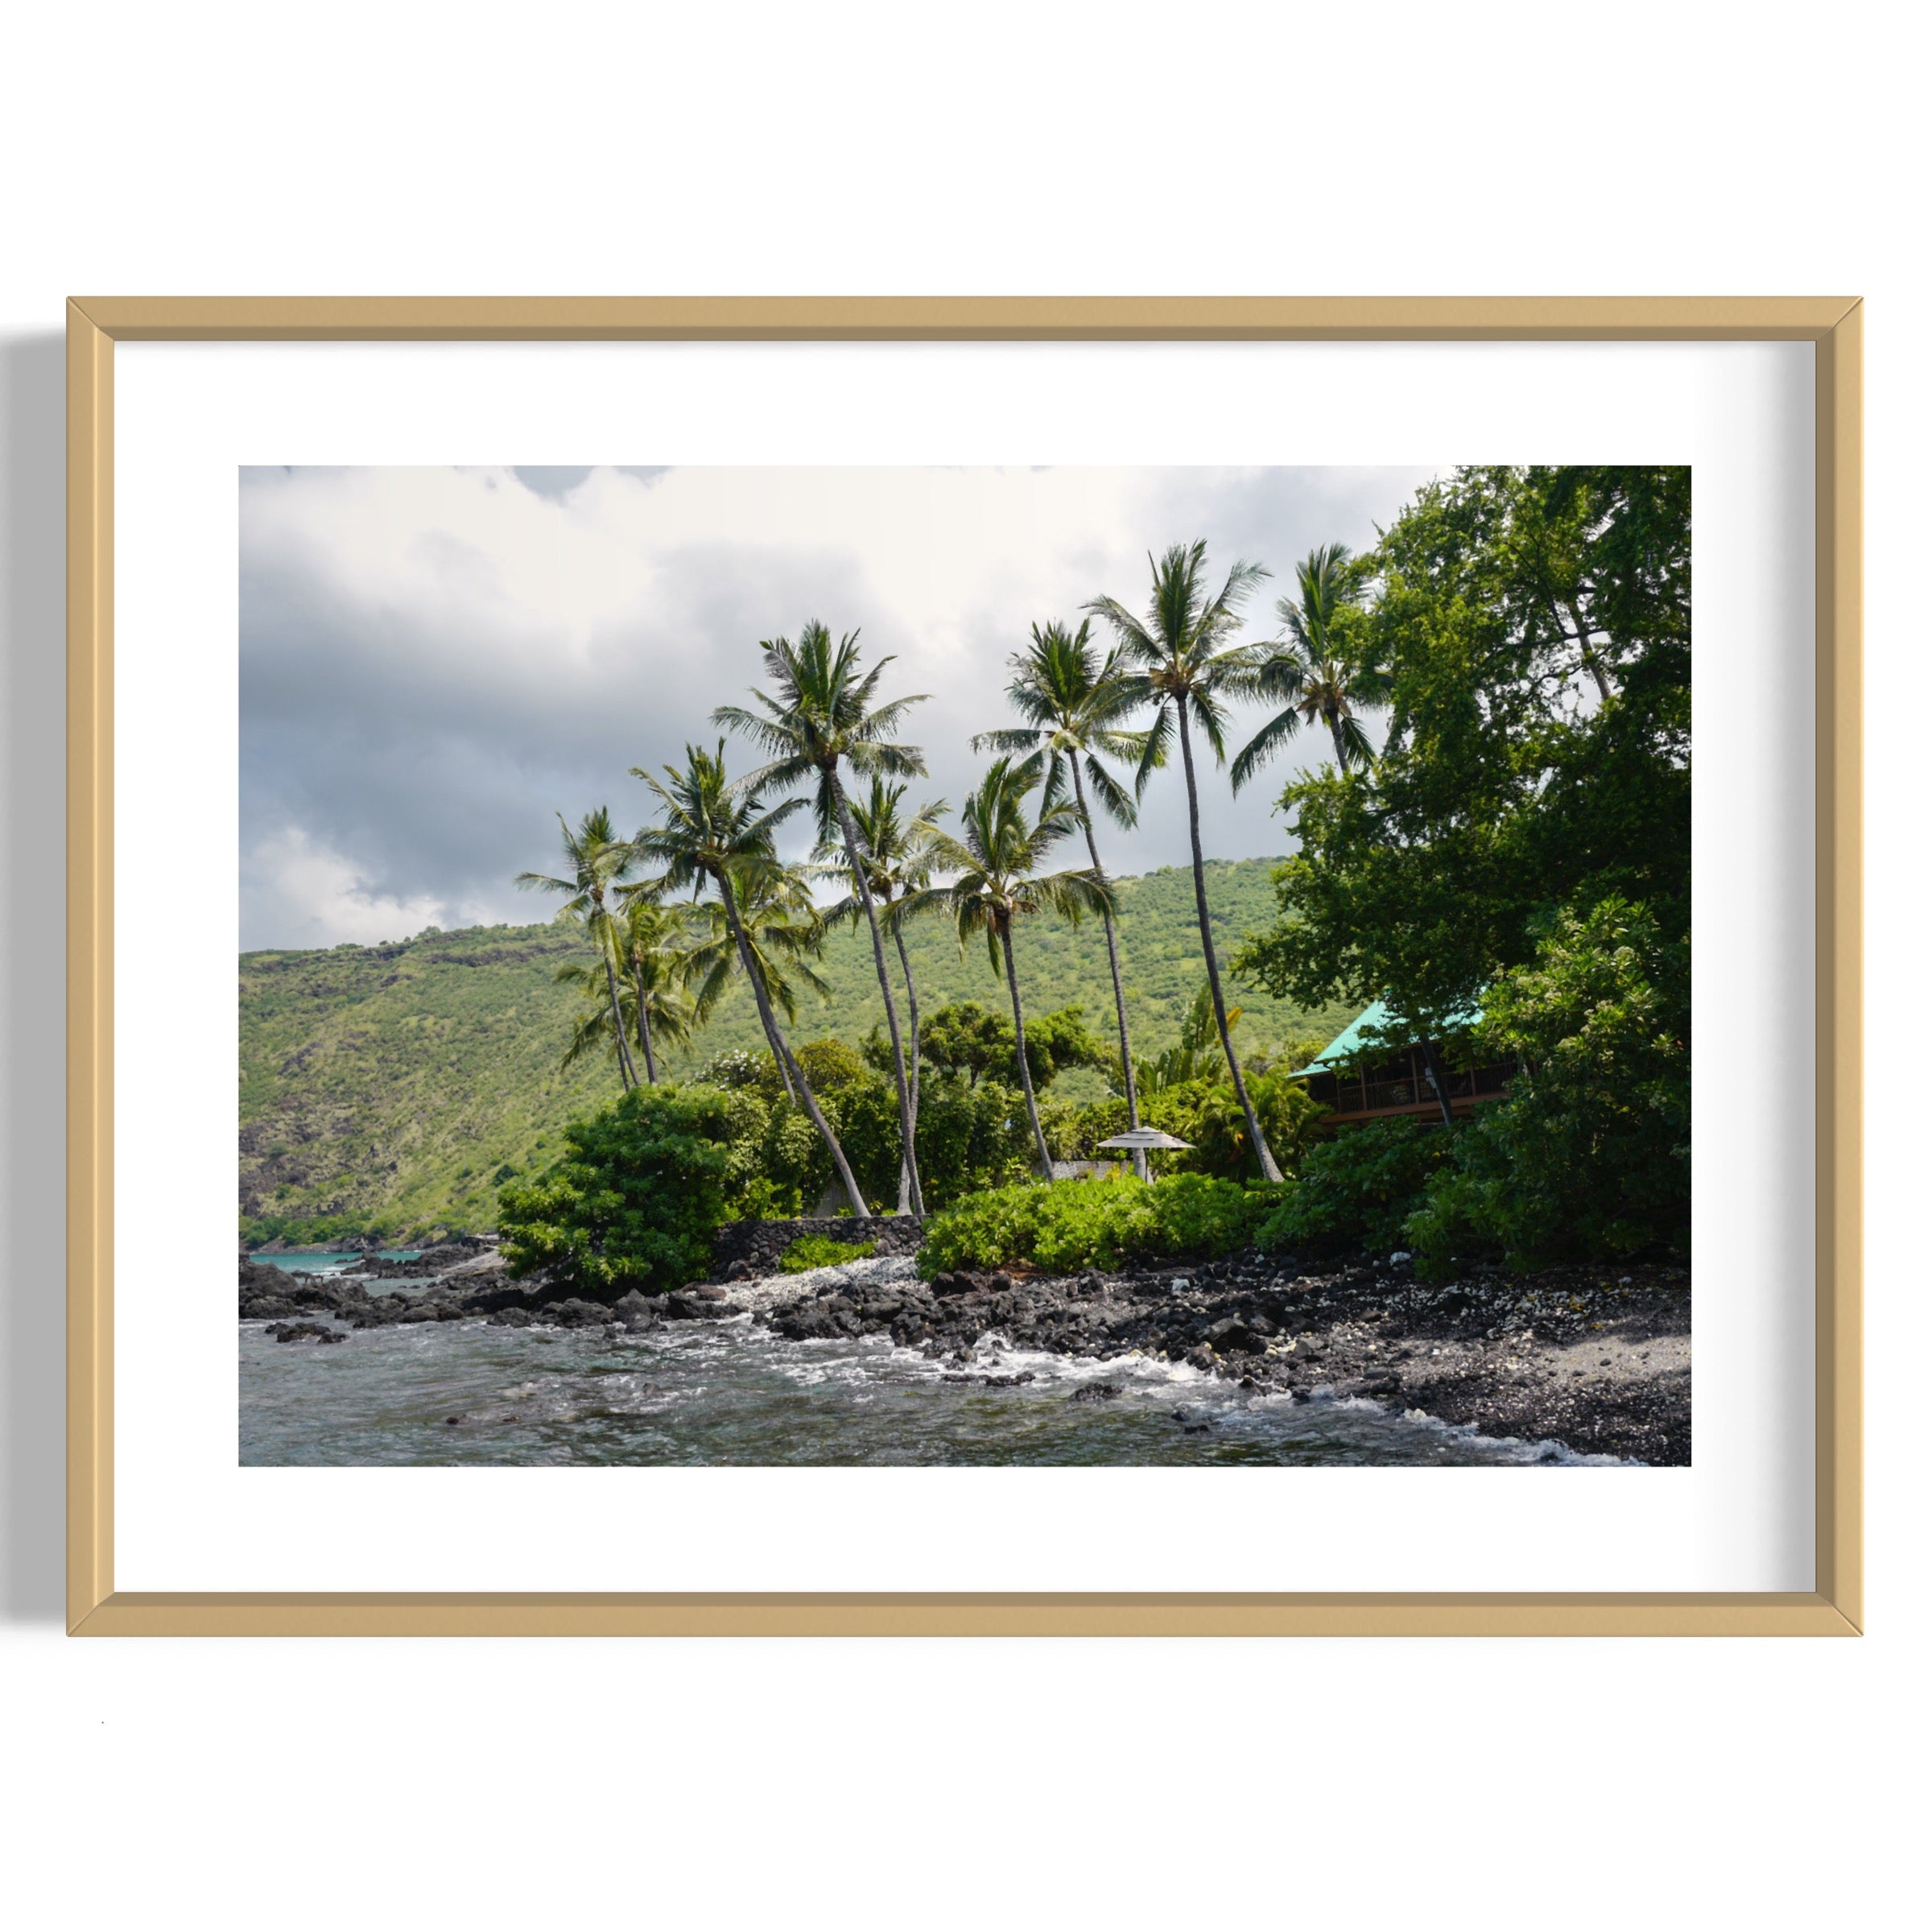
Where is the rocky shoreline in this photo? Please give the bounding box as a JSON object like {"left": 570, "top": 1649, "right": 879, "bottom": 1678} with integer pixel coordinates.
{"left": 238, "top": 1240, "right": 1690, "bottom": 1465}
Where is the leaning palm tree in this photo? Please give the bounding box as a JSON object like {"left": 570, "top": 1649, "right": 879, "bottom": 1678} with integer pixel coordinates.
{"left": 714, "top": 623, "right": 931, "bottom": 1216}
{"left": 684, "top": 863, "right": 835, "bottom": 1109}
{"left": 514, "top": 805, "right": 639, "bottom": 1091}
{"left": 1230, "top": 542, "right": 1377, "bottom": 787}
{"left": 813, "top": 779, "right": 948, "bottom": 1213}
{"left": 1085, "top": 543, "right": 1284, "bottom": 1184}
{"left": 631, "top": 742, "right": 868, "bottom": 1217}
{"left": 901, "top": 757, "right": 1112, "bottom": 1179}
{"left": 973, "top": 618, "right": 1160, "bottom": 1177}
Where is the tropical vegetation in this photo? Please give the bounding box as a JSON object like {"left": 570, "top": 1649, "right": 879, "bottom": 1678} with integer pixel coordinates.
{"left": 246, "top": 465, "right": 1691, "bottom": 1284}
{"left": 917, "top": 1172, "right": 1277, "bottom": 1278}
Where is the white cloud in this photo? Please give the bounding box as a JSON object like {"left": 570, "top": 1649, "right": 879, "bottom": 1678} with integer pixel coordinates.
{"left": 241, "top": 463, "right": 1439, "bottom": 948}
{"left": 241, "top": 825, "right": 492, "bottom": 951}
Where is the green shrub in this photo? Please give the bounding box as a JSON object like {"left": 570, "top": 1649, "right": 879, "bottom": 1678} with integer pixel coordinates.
{"left": 497, "top": 1083, "right": 737, "bottom": 1296}
{"left": 778, "top": 1234, "right": 877, "bottom": 1273}
{"left": 1408, "top": 896, "right": 1689, "bottom": 1271}
{"left": 918, "top": 1172, "right": 1274, "bottom": 1277}
{"left": 1254, "top": 1118, "right": 1449, "bottom": 1257}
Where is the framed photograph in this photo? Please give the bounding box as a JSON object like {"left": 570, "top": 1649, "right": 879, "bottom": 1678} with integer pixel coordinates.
{"left": 68, "top": 298, "right": 1860, "bottom": 1635}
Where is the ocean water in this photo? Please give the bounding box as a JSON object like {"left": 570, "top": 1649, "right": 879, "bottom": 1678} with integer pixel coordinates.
{"left": 248, "top": 1250, "right": 424, "bottom": 1275}
{"left": 239, "top": 1308, "right": 1618, "bottom": 1467}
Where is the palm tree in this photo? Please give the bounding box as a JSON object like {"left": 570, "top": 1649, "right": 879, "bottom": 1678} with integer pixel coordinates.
{"left": 713, "top": 623, "right": 931, "bottom": 1216}
{"left": 684, "top": 862, "right": 835, "bottom": 1109}
{"left": 514, "top": 805, "right": 639, "bottom": 1091}
{"left": 1085, "top": 542, "right": 1284, "bottom": 1184}
{"left": 902, "top": 757, "right": 1112, "bottom": 1179}
{"left": 973, "top": 618, "right": 1160, "bottom": 1179}
{"left": 814, "top": 779, "right": 948, "bottom": 1214}
{"left": 631, "top": 742, "right": 868, "bottom": 1217}
{"left": 606, "top": 890, "right": 707, "bottom": 1084}
{"left": 552, "top": 954, "right": 700, "bottom": 1083}
{"left": 1230, "top": 542, "right": 1377, "bottom": 787}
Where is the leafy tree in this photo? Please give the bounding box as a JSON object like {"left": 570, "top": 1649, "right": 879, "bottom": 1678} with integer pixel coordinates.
{"left": 497, "top": 1084, "right": 738, "bottom": 1296}
{"left": 1407, "top": 895, "right": 1690, "bottom": 1267}
{"left": 1086, "top": 543, "right": 1285, "bottom": 1182}
{"left": 1230, "top": 541, "right": 1378, "bottom": 785}
{"left": 814, "top": 777, "right": 948, "bottom": 1213}
{"left": 514, "top": 806, "right": 640, "bottom": 1090}
{"left": 974, "top": 618, "right": 1161, "bottom": 1173}
{"left": 904, "top": 998, "right": 1101, "bottom": 1091}
{"left": 898, "top": 757, "right": 1112, "bottom": 1177}
{"left": 903, "top": 998, "right": 1006, "bottom": 1086}
{"left": 715, "top": 623, "right": 932, "bottom": 1215}
{"left": 631, "top": 742, "right": 869, "bottom": 1217}
{"left": 1235, "top": 466, "right": 1690, "bottom": 1139}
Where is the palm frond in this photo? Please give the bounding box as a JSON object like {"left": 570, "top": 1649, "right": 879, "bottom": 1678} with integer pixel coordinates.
{"left": 1133, "top": 702, "right": 1173, "bottom": 798}
{"left": 1188, "top": 688, "right": 1232, "bottom": 764}
{"left": 1080, "top": 753, "right": 1138, "bottom": 829}
{"left": 1229, "top": 704, "right": 1308, "bottom": 792}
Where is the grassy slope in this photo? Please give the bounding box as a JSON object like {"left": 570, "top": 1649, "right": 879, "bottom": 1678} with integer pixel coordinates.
{"left": 239, "top": 858, "right": 1359, "bottom": 1235}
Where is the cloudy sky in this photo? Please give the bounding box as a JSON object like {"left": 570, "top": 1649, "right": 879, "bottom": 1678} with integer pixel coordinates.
{"left": 238, "top": 464, "right": 1438, "bottom": 952}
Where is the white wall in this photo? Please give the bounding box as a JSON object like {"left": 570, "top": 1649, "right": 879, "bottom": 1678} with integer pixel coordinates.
{"left": 0, "top": 4, "right": 1923, "bottom": 1924}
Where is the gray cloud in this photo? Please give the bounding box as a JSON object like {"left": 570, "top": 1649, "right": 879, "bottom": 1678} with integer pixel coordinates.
{"left": 240, "top": 465, "right": 1435, "bottom": 950}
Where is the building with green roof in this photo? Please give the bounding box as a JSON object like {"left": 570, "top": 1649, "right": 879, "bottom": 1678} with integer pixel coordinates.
{"left": 1291, "top": 999, "right": 1515, "bottom": 1127}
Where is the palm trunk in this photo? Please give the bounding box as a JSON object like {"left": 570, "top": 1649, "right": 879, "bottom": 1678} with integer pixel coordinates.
{"left": 998, "top": 924, "right": 1055, "bottom": 1180}
{"left": 891, "top": 919, "right": 923, "bottom": 1216}
{"left": 634, "top": 979, "right": 658, "bottom": 1085}
{"left": 772, "top": 1040, "right": 799, "bottom": 1104}
{"left": 1329, "top": 717, "right": 1352, "bottom": 770}
{"left": 717, "top": 868, "right": 867, "bottom": 1218}
{"left": 599, "top": 944, "right": 638, "bottom": 1090}
{"left": 1070, "top": 760, "right": 1146, "bottom": 1180}
{"left": 1418, "top": 1034, "right": 1457, "bottom": 1130}
{"left": 1176, "top": 705, "right": 1282, "bottom": 1184}
{"left": 830, "top": 771, "right": 925, "bottom": 1217}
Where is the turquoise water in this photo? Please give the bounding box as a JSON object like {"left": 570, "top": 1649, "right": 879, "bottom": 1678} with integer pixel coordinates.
{"left": 239, "top": 1308, "right": 1616, "bottom": 1468}
{"left": 247, "top": 1250, "right": 423, "bottom": 1275}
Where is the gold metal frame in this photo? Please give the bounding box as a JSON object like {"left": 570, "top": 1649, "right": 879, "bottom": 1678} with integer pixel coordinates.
{"left": 66, "top": 297, "right": 1862, "bottom": 1636}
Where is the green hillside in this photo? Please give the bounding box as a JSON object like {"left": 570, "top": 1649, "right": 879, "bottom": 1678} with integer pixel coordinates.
{"left": 239, "top": 857, "right": 1359, "bottom": 1238}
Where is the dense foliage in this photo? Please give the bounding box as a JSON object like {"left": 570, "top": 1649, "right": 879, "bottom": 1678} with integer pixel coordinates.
{"left": 1236, "top": 467, "right": 1689, "bottom": 1044}
{"left": 1254, "top": 1118, "right": 1451, "bottom": 1257}
{"left": 496, "top": 1084, "right": 739, "bottom": 1296}
{"left": 901, "top": 999, "right": 1104, "bottom": 1089}
{"left": 693, "top": 1036, "right": 1071, "bottom": 1213}
{"left": 1236, "top": 466, "right": 1690, "bottom": 1262}
{"left": 916, "top": 1173, "right": 1278, "bottom": 1277}
{"left": 1408, "top": 897, "right": 1690, "bottom": 1267}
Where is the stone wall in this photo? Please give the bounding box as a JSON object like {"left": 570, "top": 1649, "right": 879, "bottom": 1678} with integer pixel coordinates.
{"left": 710, "top": 1216, "right": 927, "bottom": 1279}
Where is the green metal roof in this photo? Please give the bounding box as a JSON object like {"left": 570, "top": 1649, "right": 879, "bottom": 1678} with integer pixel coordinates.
{"left": 1291, "top": 998, "right": 1484, "bottom": 1077}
